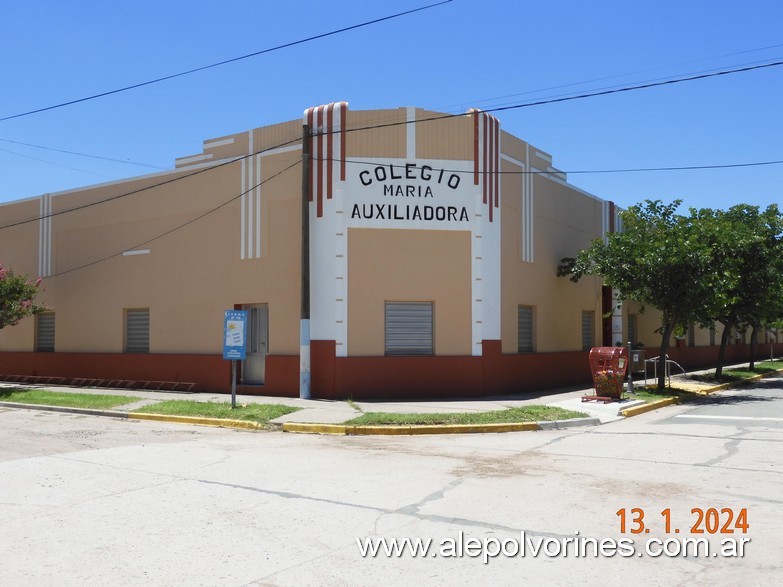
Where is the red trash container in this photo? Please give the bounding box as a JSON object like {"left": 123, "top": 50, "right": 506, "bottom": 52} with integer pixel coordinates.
{"left": 587, "top": 347, "right": 628, "bottom": 400}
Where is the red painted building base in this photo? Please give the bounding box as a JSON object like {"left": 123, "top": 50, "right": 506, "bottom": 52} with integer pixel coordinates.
{"left": 2, "top": 341, "right": 781, "bottom": 400}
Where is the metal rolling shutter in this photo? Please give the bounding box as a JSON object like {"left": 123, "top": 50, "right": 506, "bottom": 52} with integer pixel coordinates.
{"left": 518, "top": 306, "right": 534, "bottom": 353}
{"left": 385, "top": 302, "right": 433, "bottom": 356}
{"left": 125, "top": 309, "right": 149, "bottom": 353}
{"left": 581, "top": 311, "right": 594, "bottom": 351}
{"left": 36, "top": 313, "right": 55, "bottom": 352}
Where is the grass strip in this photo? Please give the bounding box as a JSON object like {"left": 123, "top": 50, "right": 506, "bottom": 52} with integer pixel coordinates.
{"left": 689, "top": 360, "right": 783, "bottom": 384}
{"left": 134, "top": 400, "right": 300, "bottom": 424}
{"left": 343, "top": 405, "right": 587, "bottom": 426}
{"left": 0, "top": 388, "right": 139, "bottom": 409}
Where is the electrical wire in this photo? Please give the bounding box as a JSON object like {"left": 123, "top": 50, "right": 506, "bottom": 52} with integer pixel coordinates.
{"left": 0, "top": 146, "right": 117, "bottom": 179}
{"left": 0, "top": 138, "right": 168, "bottom": 170}
{"left": 4, "top": 56, "right": 782, "bottom": 232}
{"left": 0, "top": 135, "right": 303, "bottom": 231}
{"left": 0, "top": 0, "right": 453, "bottom": 123}
{"left": 315, "top": 156, "right": 783, "bottom": 175}
{"left": 313, "top": 59, "right": 783, "bottom": 138}
{"left": 47, "top": 159, "right": 301, "bottom": 279}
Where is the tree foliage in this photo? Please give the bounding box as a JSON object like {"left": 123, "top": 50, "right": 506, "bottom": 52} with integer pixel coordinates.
{"left": 693, "top": 204, "right": 783, "bottom": 374}
{"left": 559, "top": 200, "right": 783, "bottom": 388}
{"left": 0, "top": 263, "right": 46, "bottom": 330}
{"left": 559, "top": 200, "right": 719, "bottom": 390}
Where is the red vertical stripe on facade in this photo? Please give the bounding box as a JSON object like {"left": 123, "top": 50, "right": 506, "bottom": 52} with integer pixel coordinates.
{"left": 340, "top": 102, "right": 347, "bottom": 181}
{"left": 494, "top": 117, "right": 500, "bottom": 210}
{"left": 326, "top": 103, "right": 334, "bottom": 200}
{"left": 609, "top": 201, "right": 616, "bottom": 233}
{"left": 307, "top": 108, "right": 315, "bottom": 203}
{"left": 316, "top": 106, "right": 324, "bottom": 218}
{"left": 488, "top": 116, "right": 494, "bottom": 223}
{"left": 473, "top": 111, "right": 479, "bottom": 186}
{"left": 482, "top": 115, "right": 488, "bottom": 205}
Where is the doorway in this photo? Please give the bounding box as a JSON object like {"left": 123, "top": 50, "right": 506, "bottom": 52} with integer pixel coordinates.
{"left": 241, "top": 304, "right": 268, "bottom": 384}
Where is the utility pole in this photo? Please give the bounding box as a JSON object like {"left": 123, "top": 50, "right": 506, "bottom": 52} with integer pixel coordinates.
{"left": 300, "top": 124, "right": 311, "bottom": 399}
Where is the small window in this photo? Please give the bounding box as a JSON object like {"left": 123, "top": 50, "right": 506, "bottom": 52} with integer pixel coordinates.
{"left": 36, "top": 312, "right": 55, "bottom": 352}
{"left": 125, "top": 308, "right": 149, "bottom": 353}
{"left": 581, "top": 311, "right": 594, "bottom": 351}
{"left": 385, "top": 302, "right": 433, "bottom": 356}
{"left": 627, "top": 314, "right": 637, "bottom": 346}
{"left": 518, "top": 305, "right": 534, "bottom": 353}
{"left": 687, "top": 322, "right": 695, "bottom": 347}
{"left": 709, "top": 325, "right": 716, "bottom": 346}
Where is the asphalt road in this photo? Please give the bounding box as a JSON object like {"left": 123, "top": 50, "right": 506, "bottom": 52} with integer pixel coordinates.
{"left": 665, "top": 374, "right": 783, "bottom": 429}
{"left": 1, "top": 380, "right": 781, "bottom": 586}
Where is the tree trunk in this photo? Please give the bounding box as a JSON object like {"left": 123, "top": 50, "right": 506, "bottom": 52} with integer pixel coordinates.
{"left": 749, "top": 326, "right": 758, "bottom": 371}
{"left": 657, "top": 323, "right": 673, "bottom": 391}
{"left": 716, "top": 322, "right": 733, "bottom": 380}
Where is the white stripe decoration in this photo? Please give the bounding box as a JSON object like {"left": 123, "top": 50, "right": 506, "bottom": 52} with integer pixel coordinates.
{"left": 38, "top": 194, "right": 52, "bottom": 277}
{"left": 240, "top": 130, "right": 263, "bottom": 259}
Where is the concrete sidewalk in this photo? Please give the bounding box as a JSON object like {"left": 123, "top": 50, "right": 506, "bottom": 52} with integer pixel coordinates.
{"left": 1, "top": 379, "right": 639, "bottom": 425}
{"left": 1, "top": 360, "right": 775, "bottom": 433}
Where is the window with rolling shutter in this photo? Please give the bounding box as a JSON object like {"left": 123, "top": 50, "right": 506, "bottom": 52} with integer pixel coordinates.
{"left": 125, "top": 308, "right": 149, "bottom": 353}
{"left": 518, "top": 305, "right": 534, "bottom": 353}
{"left": 36, "top": 312, "right": 55, "bottom": 352}
{"left": 384, "top": 302, "right": 433, "bottom": 356}
{"left": 581, "top": 311, "right": 594, "bottom": 351}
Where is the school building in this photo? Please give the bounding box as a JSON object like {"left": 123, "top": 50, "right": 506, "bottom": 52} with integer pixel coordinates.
{"left": 0, "top": 104, "right": 774, "bottom": 398}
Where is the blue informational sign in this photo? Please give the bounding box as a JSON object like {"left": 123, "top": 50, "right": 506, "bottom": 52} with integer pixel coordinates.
{"left": 223, "top": 310, "right": 248, "bottom": 360}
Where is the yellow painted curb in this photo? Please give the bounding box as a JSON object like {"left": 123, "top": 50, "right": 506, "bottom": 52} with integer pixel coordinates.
{"left": 282, "top": 421, "right": 541, "bottom": 436}
{"left": 281, "top": 423, "right": 347, "bottom": 435}
{"left": 129, "top": 412, "right": 264, "bottom": 430}
{"left": 621, "top": 397, "right": 680, "bottom": 418}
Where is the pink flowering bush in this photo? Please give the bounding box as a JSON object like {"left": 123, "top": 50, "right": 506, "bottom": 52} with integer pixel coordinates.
{"left": 0, "top": 263, "right": 47, "bottom": 329}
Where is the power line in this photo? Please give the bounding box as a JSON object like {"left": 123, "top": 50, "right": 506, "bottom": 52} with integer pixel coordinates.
{"left": 0, "top": 134, "right": 302, "bottom": 231}
{"left": 0, "top": 138, "right": 168, "bottom": 170}
{"left": 5, "top": 56, "right": 782, "bottom": 231}
{"left": 0, "top": 146, "right": 117, "bottom": 179}
{"left": 453, "top": 45, "right": 783, "bottom": 110}
{"left": 47, "top": 160, "right": 301, "bottom": 279}
{"left": 317, "top": 59, "right": 783, "bottom": 138}
{"left": 0, "top": 1, "right": 453, "bottom": 123}
{"left": 315, "top": 156, "right": 783, "bottom": 175}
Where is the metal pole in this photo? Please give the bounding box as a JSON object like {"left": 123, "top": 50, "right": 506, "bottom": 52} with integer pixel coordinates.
{"left": 626, "top": 340, "right": 634, "bottom": 394}
{"left": 231, "top": 359, "right": 237, "bottom": 408}
{"left": 300, "top": 124, "right": 311, "bottom": 399}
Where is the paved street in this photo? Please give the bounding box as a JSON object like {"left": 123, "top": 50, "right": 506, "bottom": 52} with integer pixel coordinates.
{"left": 1, "top": 379, "right": 781, "bottom": 586}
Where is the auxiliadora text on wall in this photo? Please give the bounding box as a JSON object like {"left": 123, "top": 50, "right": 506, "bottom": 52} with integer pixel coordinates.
{"left": 351, "top": 161, "right": 469, "bottom": 223}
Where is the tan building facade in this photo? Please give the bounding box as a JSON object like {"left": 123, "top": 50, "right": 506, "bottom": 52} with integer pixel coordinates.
{"left": 0, "top": 105, "right": 768, "bottom": 398}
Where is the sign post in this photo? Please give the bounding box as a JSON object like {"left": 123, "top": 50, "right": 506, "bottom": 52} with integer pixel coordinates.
{"left": 223, "top": 310, "right": 248, "bottom": 409}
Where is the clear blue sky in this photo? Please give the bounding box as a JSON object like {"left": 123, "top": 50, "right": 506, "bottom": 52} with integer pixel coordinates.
{"left": 1, "top": 0, "right": 782, "bottom": 212}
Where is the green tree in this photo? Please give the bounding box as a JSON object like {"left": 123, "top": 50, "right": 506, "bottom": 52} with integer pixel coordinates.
{"left": 0, "top": 263, "right": 46, "bottom": 330}
{"left": 558, "top": 200, "right": 715, "bottom": 391}
{"left": 694, "top": 205, "right": 783, "bottom": 376}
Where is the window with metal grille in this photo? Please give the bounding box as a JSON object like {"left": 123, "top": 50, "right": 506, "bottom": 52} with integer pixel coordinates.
{"left": 581, "top": 311, "right": 594, "bottom": 351}
{"left": 688, "top": 322, "right": 695, "bottom": 347}
{"left": 36, "top": 312, "right": 55, "bottom": 352}
{"left": 518, "top": 305, "right": 534, "bottom": 353}
{"left": 627, "top": 314, "right": 637, "bottom": 345}
{"left": 125, "top": 308, "right": 149, "bottom": 353}
{"left": 384, "top": 302, "right": 433, "bottom": 356}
